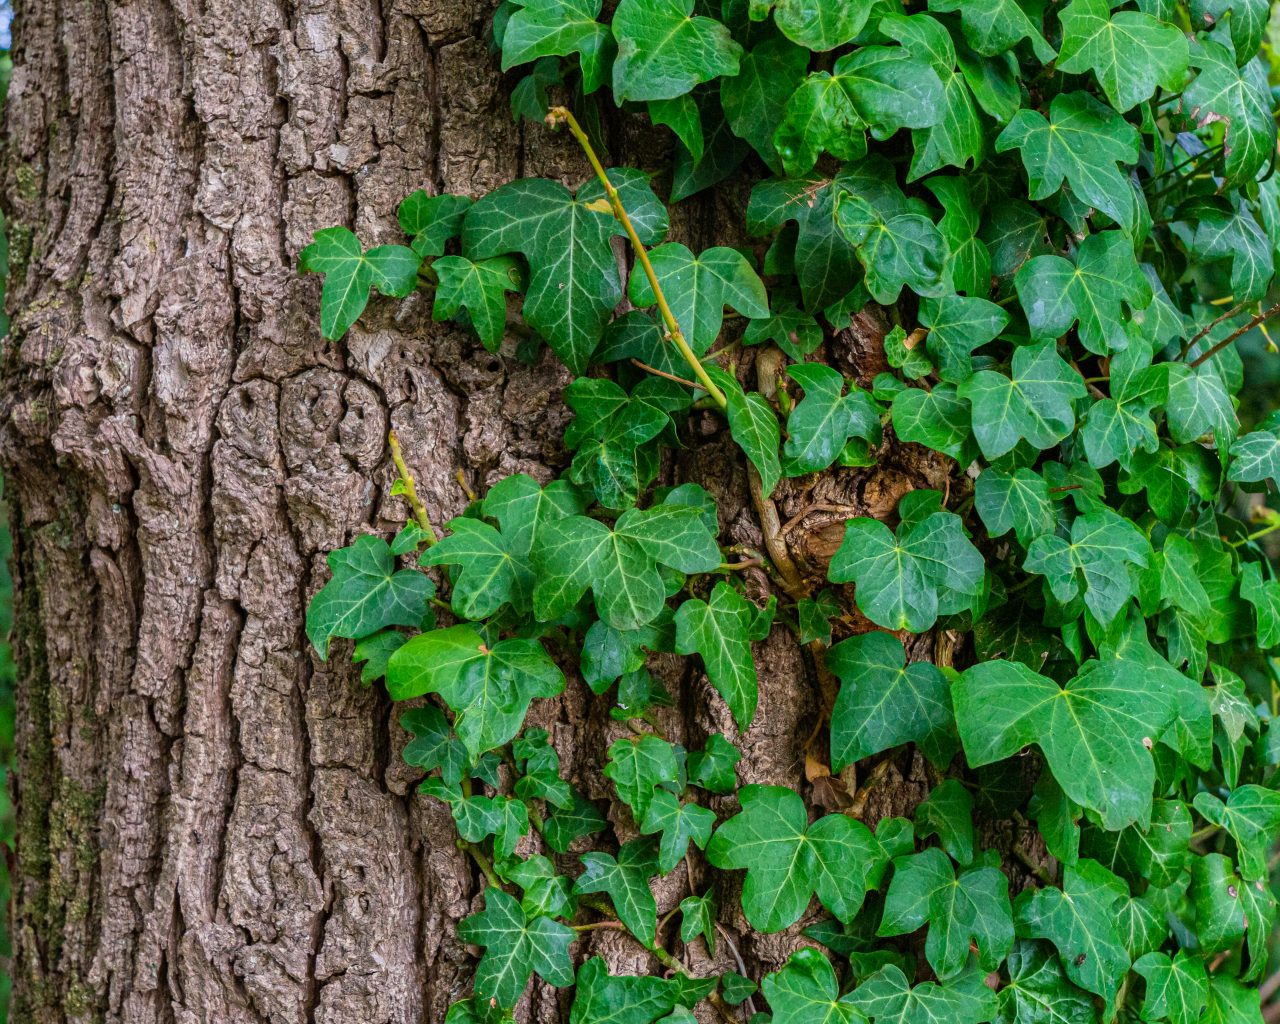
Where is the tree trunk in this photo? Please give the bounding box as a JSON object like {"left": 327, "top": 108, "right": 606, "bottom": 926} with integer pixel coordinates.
{"left": 0, "top": 1, "right": 965, "bottom": 1021}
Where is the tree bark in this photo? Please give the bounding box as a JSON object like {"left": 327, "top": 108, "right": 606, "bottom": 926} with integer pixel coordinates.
{"left": 0, "top": 1, "right": 973, "bottom": 1021}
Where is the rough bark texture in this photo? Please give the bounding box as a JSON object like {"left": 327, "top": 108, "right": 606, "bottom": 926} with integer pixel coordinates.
{"left": 0, "top": 0, "right": 996, "bottom": 1021}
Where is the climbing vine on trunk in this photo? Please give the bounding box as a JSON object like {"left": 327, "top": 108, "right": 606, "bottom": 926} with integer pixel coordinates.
{"left": 300, "top": 2, "right": 1280, "bottom": 1021}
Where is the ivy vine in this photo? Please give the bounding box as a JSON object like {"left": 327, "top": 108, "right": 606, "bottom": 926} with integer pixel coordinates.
{"left": 299, "top": 1, "right": 1280, "bottom": 1022}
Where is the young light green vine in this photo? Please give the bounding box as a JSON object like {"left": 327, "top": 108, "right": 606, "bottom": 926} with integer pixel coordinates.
{"left": 299, "top": 2, "right": 1280, "bottom": 1022}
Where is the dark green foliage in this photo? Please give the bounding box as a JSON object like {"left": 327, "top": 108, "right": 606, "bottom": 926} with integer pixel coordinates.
{"left": 297, "top": 3, "right": 1280, "bottom": 1020}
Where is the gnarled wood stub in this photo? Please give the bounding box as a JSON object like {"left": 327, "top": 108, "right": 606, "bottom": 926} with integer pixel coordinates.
{"left": 0, "top": 0, "right": 976, "bottom": 1020}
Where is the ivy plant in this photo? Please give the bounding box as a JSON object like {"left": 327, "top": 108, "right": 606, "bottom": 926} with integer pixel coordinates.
{"left": 300, "top": 2, "right": 1280, "bottom": 1022}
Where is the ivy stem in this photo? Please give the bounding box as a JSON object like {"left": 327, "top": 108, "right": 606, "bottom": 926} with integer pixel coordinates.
{"left": 1012, "top": 845, "right": 1054, "bottom": 887}
{"left": 630, "top": 358, "right": 701, "bottom": 390}
{"left": 748, "top": 465, "right": 807, "bottom": 599}
{"left": 571, "top": 917, "right": 683, "bottom": 971}
{"left": 718, "top": 557, "right": 764, "bottom": 572}
{"left": 547, "top": 106, "right": 728, "bottom": 409}
{"left": 1232, "top": 519, "right": 1280, "bottom": 547}
{"left": 1186, "top": 301, "right": 1280, "bottom": 368}
{"left": 1178, "top": 300, "right": 1253, "bottom": 360}
{"left": 456, "top": 837, "right": 503, "bottom": 889}
{"left": 388, "top": 429, "right": 439, "bottom": 544}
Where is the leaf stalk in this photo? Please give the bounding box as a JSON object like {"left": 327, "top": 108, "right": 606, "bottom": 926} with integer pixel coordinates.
{"left": 547, "top": 106, "right": 728, "bottom": 409}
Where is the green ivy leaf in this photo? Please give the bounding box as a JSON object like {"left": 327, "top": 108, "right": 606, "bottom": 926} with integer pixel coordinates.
{"left": 675, "top": 582, "right": 769, "bottom": 730}
{"left": 835, "top": 170, "right": 948, "bottom": 303}
{"left": 1191, "top": 0, "right": 1271, "bottom": 58}
{"left": 514, "top": 729, "right": 574, "bottom": 809}
{"left": 545, "top": 792, "right": 608, "bottom": 853}
{"left": 762, "top": 948, "right": 867, "bottom": 1024}
{"left": 1024, "top": 509, "right": 1150, "bottom": 624}
{"left": 709, "top": 368, "right": 784, "bottom": 498}
{"left": 457, "top": 887, "right": 575, "bottom": 1008}
{"left": 915, "top": 780, "right": 975, "bottom": 865}
{"left": 1184, "top": 39, "right": 1276, "bottom": 186}
{"left": 919, "top": 295, "right": 1009, "bottom": 384}
{"left": 826, "top": 631, "right": 958, "bottom": 770}
{"left": 1241, "top": 561, "right": 1280, "bottom": 649}
{"left": 532, "top": 504, "right": 721, "bottom": 630}
{"left": 1190, "top": 852, "right": 1276, "bottom": 979}
{"left": 1228, "top": 427, "right": 1280, "bottom": 487}
{"left": 431, "top": 255, "right": 523, "bottom": 352}
{"left": 975, "top": 467, "right": 1055, "bottom": 546}
{"left": 1014, "top": 231, "right": 1152, "bottom": 355}
{"left": 769, "top": 0, "right": 876, "bottom": 51}
{"left": 628, "top": 243, "right": 768, "bottom": 353}
{"left": 748, "top": 177, "right": 861, "bottom": 308}
{"left": 483, "top": 475, "right": 589, "bottom": 558}
{"left": 983, "top": 199, "right": 1051, "bottom": 280}
{"left": 650, "top": 95, "right": 705, "bottom": 164}
{"left": 880, "top": 848, "right": 1014, "bottom": 979}
{"left": 833, "top": 45, "right": 945, "bottom": 141}
{"left": 1166, "top": 361, "right": 1238, "bottom": 446}
{"left": 958, "top": 339, "right": 1086, "bottom": 460}
{"left": 954, "top": 656, "right": 1187, "bottom": 829}
{"left": 1080, "top": 345, "right": 1168, "bottom": 469}
{"left": 1110, "top": 797, "right": 1194, "bottom": 889}
{"left": 505, "top": 856, "right": 574, "bottom": 918}
{"left": 1134, "top": 950, "right": 1209, "bottom": 1024}
{"left": 721, "top": 36, "right": 810, "bottom": 172}
{"left": 928, "top": 176, "right": 993, "bottom": 295}
{"left": 640, "top": 790, "right": 715, "bottom": 873}
{"left": 422, "top": 517, "right": 531, "bottom": 620}
{"left": 997, "top": 940, "right": 1098, "bottom": 1024}
{"left": 306, "top": 535, "right": 435, "bottom": 657}
{"left": 773, "top": 73, "right": 869, "bottom": 177}
{"left": 300, "top": 227, "right": 422, "bottom": 339}
{"left": 605, "top": 734, "right": 681, "bottom": 820}
{"left": 402, "top": 707, "right": 467, "bottom": 787}
{"left": 575, "top": 840, "right": 660, "bottom": 945}
{"left": 1120, "top": 443, "right": 1218, "bottom": 523}
{"left": 998, "top": 92, "right": 1141, "bottom": 236}
{"left": 1192, "top": 785, "right": 1280, "bottom": 881}
{"left": 1180, "top": 196, "right": 1275, "bottom": 303}
{"left": 1203, "top": 974, "right": 1265, "bottom": 1024}
{"left": 1056, "top": 0, "right": 1189, "bottom": 112}
{"left": 891, "top": 383, "right": 975, "bottom": 462}
{"left": 783, "top": 363, "right": 881, "bottom": 475}
{"left": 706, "top": 785, "right": 883, "bottom": 931}
{"left": 500, "top": 0, "right": 611, "bottom": 93}
{"left": 564, "top": 380, "right": 672, "bottom": 511}
{"left": 398, "top": 191, "right": 471, "bottom": 257}
{"left": 688, "top": 734, "right": 741, "bottom": 793}
{"left": 797, "top": 589, "right": 840, "bottom": 646}
{"left": 1014, "top": 859, "right": 1130, "bottom": 1001}
{"left": 570, "top": 959, "right": 675, "bottom": 1024}
{"left": 611, "top": 0, "right": 742, "bottom": 103}
{"left": 464, "top": 173, "right": 661, "bottom": 374}
{"left": 679, "top": 893, "right": 716, "bottom": 954}
{"left": 850, "top": 965, "right": 997, "bottom": 1024}
{"left": 453, "top": 795, "right": 530, "bottom": 860}
{"left": 743, "top": 291, "right": 823, "bottom": 360}
{"left": 884, "top": 324, "right": 933, "bottom": 380}
{"left": 828, "top": 505, "right": 985, "bottom": 633}
{"left": 387, "top": 625, "right": 565, "bottom": 757}
{"left": 926, "top": 0, "right": 1055, "bottom": 64}
{"left": 881, "top": 13, "right": 986, "bottom": 181}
